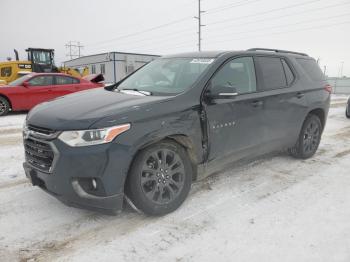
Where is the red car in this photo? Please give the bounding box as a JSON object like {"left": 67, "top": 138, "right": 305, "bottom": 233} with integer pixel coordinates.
{"left": 0, "top": 73, "right": 104, "bottom": 116}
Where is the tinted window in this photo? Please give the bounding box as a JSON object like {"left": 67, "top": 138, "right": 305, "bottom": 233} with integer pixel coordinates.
{"left": 281, "top": 59, "right": 295, "bottom": 85}
{"left": 55, "top": 76, "right": 79, "bottom": 85}
{"left": 257, "top": 57, "right": 287, "bottom": 90}
{"left": 296, "top": 58, "right": 325, "bottom": 81}
{"left": 1, "top": 67, "right": 12, "bottom": 77}
{"left": 8, "top": 74, "right": 32, "bottom": 86}
{"left": 211, "top": 57, "right": 256, "bottom": 94}
{"left": 31, "top": 50, "right": 52, "bottom": 65}
{"left": 29, "top": 76, "right": 54, "bottom": 86}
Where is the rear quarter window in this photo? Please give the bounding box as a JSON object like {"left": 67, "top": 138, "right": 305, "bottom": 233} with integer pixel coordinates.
{"left": 296, "top": 58, "right": 325, "bottom": 81}
{"left": 55, "top": 76, "right": 80, "bottom": 85}
{"left": 281, "top": 59, "right": 295, "bottom": 85}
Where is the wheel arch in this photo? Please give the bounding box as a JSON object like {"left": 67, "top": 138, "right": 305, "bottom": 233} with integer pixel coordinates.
{"left": 127, "top": 134, "right": 200, "bottom": 185}
{"left": 307, "top": 108, "right": 325, "bottom": 130}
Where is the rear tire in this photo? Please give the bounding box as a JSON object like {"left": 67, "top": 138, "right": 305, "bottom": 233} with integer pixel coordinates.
{"left": 288, "top": 114, "right": 322, "bottom": 159}
{"left": 346, "top": 106, "right": 350, "bottom": 119}
{"left": 125, "top": 140, "right": 192, "bottom": 216}
{"left": 0, "top": 97, "right": 10, "bottom": 116}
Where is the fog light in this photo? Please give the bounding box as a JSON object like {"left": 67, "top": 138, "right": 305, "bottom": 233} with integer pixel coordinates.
{"left": 92, "top": 178, "right": 97, "bottom": 190}
{"left": 76, "top": 177, "right": 106, "bottom": 196}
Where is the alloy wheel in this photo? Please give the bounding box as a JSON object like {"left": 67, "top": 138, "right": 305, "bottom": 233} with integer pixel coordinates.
{"left": 303, "top": 119, "right": 320, "bottom": 153}
{"left": 140, "top": 149, "right": 185, "bottom": 204}
{"left": 0, "top": 100, "right": 7, "bottom": 114}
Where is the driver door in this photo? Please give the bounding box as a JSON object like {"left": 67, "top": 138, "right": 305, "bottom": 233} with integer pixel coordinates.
{"left": 27, "top": 75, "right": 55, "bottom": 107}
{"left": 203, "top": 56, "right": 266, "bottom": 161}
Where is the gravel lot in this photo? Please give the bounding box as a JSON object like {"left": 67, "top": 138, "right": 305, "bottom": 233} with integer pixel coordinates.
{"left": 0, "top": 96, "right": 350, "bottom": 262}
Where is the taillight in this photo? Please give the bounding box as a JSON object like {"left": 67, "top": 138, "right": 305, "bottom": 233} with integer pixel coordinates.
{"left": 324, "top": 84, "right": 332, "bottom": 93}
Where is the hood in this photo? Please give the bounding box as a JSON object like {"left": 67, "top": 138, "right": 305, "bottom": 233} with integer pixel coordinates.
{"left": 27, "top": 88, "right": 171, "bottom": 130}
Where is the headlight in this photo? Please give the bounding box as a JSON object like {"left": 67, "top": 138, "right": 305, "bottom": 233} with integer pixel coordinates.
{"left": 58, "top": 123, "right": 130, "bottom": 147}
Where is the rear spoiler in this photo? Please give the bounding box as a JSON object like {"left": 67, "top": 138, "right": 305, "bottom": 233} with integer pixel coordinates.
{"left": 82, "top": 73, "right": 104, "bottom": 83}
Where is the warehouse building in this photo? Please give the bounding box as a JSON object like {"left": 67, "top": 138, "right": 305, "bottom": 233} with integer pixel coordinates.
{"left": 63, "top": 51, "right": 160, "bottom": 83}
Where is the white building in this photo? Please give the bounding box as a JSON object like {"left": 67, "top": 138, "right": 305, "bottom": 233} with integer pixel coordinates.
{"left": 63, "top": 52, "right": 159, "bottom": 83}
{"left": 327, "top": 77, "right": 350, "bottom": 94}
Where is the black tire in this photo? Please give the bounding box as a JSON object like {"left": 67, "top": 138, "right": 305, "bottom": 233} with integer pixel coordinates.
{"left": 288, "top": 114, "right": 322, "bottom": 159}
{"left": 346, "top": 106, "right": 350, "bottom": 119}
{"left": 125, "top": 140, "right": 192, "bottom": 216}
{"left": 0, "top": 97, "right": 10, "bottom": 116}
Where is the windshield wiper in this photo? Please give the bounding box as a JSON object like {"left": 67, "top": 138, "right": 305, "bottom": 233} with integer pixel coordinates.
{"left": 104, "top": 82, "right": 119, "bottom": 91}
{"left": 119, "top": 88, "right": 152, "bottom": 96}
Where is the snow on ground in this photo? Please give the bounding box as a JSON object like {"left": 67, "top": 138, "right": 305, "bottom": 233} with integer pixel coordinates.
{"left": 0, "top": 96, "right": 349, "bottom": 262}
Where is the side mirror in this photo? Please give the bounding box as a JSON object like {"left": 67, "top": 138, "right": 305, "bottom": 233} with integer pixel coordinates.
{"left": 206, "top": 84, "right": 238, "bottom": 99}
{"left": 23, "top": 81, "right": 30, "bottom": 87}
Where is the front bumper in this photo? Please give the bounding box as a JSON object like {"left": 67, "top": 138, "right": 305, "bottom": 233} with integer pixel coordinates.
{"left": 23, "top": 137, "right": 133, "bottom": 215}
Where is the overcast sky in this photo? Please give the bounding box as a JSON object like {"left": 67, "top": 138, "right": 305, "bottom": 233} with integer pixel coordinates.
{"left": 1, "top": 0, "right": 349, "bottom": 76}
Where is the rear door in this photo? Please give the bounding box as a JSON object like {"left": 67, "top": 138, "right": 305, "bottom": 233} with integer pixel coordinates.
{"left": 204, "top": 56, "right": 266, "bottom": 161}
{"left": 254, "top": 56, "right": 307, "bottom": 145}
{"left": 52, "top": 75, "right": 81, "bottom": 97}
{"left": 27, "top": 75, "right": 55, "bottom": 107}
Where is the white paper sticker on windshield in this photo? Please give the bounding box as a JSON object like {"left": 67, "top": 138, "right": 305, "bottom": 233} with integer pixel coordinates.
{"left": 190, "top": 58, "right": 214, "bottom": 64}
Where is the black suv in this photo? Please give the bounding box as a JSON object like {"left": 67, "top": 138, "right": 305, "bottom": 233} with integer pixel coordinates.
{"left": 23, "top": 48, "right": 331, "bottom": 216}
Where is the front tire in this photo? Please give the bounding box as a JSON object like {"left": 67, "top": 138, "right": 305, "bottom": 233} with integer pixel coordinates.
{"left": 0, "top": 97, "right": 10, "bottom": 116}
{"left": 125, "top": 140, "right": 192, "bottom": 216}
{"left": 346, "top": 105, "right": 350, "bottom": 119}
{"left": 289, "top": 114, "right": 322, "bottom": 159}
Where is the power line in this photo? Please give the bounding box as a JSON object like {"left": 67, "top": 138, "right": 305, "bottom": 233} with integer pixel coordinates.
{"left": 89, "top": 16, "right": 193, "bottom": 47}
{"left": 92, "top": 27, "right": 196, "bottom": 50}
{"left": 205, "top": 20, "right": 350, "bottom": 45}
{"left": 208, "top": 0, "right": 323, "bottom": 26}
{"left": 206, "top": 1, "right": 350, "bottom": 30}
{"left": 84, "top": 0, "right": 349, "bottom": 56}
{"left": 205, "top": 12, "right": 350, "bottom": 39}
{"left": 65, "top": 41, "right": 83, "bottom": 60}
{"left": 88, "top": 0, "right": 258, "bottom": 50}
{"left": 205, "top": 0, "right": 263, "bottom": 15}
{"left": 135, "top": 12, "right": 350, "bottom": 53}
{"left": 87, "top": 1, "right": 350, "bottom": 54}
{"left": 136, "top": 11, "right": 350, "bottom": 53}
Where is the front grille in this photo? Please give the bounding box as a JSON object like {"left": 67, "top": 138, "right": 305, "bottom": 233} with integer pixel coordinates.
{"left": 28, "top": 124, "right": 56, "bottom": 135}
{"left": 24, "top": 138, "right": 54, "bottom": 172}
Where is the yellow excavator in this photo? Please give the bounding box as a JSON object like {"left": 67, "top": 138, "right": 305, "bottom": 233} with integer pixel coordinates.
{"left": 0, "top": 48, "right": 89, "bottom": 85}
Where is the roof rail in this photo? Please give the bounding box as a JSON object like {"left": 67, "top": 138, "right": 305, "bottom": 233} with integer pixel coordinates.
{"left": 247, "top": 48, "right": 308, "bottom": 57}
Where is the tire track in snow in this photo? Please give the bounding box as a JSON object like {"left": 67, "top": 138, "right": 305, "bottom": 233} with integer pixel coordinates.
{"left": 1, "top": 104, "right": 350, "bottom": 261}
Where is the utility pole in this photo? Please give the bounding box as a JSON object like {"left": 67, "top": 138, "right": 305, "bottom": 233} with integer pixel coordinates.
{"left": 194, "top": 0, "right": 205, "bottom": 51}
{"left": 65, "top": 41, "right": 84, "bottom": 60}
{"left": 339, "top": 61, "right": 344, "bottom": 78}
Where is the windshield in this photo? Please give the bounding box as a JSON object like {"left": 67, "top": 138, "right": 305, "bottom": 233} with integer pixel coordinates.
{"left": 8, "top": 74, "right": 32, "bottom": 86}
{"left": 31, "top": 51, "right": 52, "bottom": 65}
{"left": 118, "top": 58, "right": 214, "bottom": 95}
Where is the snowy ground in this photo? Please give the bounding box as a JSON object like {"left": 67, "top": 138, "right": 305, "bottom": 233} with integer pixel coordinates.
{"left": 0, "top": 96, "right": 350, "bottom": 262}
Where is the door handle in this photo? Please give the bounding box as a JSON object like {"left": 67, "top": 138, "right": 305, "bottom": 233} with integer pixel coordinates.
{"left": 296, "top": 92, "right": 304, "bottom": 98}
{"left": 251, "top": 100, "right": 263, "bottom": 107}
